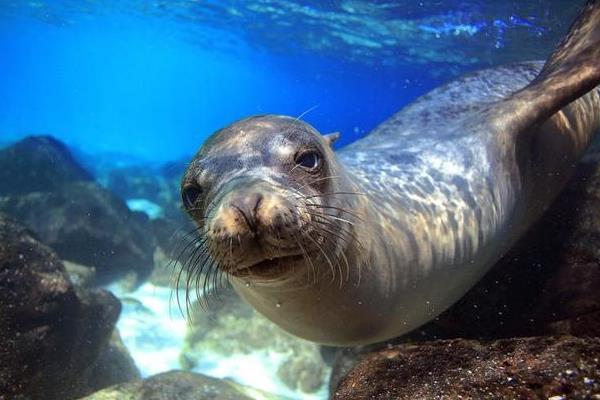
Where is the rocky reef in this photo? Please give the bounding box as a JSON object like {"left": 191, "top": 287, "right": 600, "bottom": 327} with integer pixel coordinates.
{"left": 333, "top": 336, "right": 600, "bottom": 399}
{"left": 1, "top": 133, "right": 600, "bottom": 399}
{"left": 0, "top": 136, "right": 157, "bottom": 285}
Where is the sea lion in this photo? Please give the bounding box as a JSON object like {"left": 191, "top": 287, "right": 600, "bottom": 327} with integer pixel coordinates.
{"left": 179, "top": 1, "right": 600, "bottom": 346}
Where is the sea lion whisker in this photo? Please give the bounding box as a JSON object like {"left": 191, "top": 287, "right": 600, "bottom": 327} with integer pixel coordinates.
{"left": 301, "top": 210, "right": 360, "bottom": 243}
{"left": 305, "top": 216, "right": 359, "bottom": 248}
{"left": 293, "top": 175, "right": 341, "bottom": 192}
{"left": 182, "top": 245, "right": 205, "bottom": 319}
{"left": 287, "top": 163, "right": 303, "bottom": 174}
{"left": 294, "top": 104, "right": 319, "bottom": 122}
{"left": 166, "top": 225, "right": 205, "bottom": 257}
{"left": 307, "top": 222, "right": 353, "bottom": 286}
{"left": 172, "top": 237, "right": 209, "bottom": 318}
{"left": 210, "top": 259, "right": 222, "bottom": 304}
{"left": 298, "top": 224, "right": 339, "bottom": 285}
{"left": 290, "top": 230, "right": 317, "bottom": 288}
{"left": 200, "top": 257, "right": 218, "bottom": 310}
{"left": 167, "top": 231, "right": 205, "bottom": 272}
{"left": 305, "top": 203, "right": 365, "bottom": 222}
{"left": 302, "top": 191, "right": 367, "bottom": 200}
{"left": 302, "top": 209, "right": 356, "bottom": 227}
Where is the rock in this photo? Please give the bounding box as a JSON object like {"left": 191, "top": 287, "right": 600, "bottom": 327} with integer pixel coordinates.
{"left": 181, "top": 286, "right": 328, "bottom": 394}
{"left": 277, "top": 354, "right": 324, "bottom": 393}
{"left": 88, "top": 330, "right": 141, "bottom": 393}
{"left": 0, "top": 135, "right": 92, "bottom": 196}
{"left": 103, "top": 159, "right": 189, "bottom": 221}
{"left": 0, "top": 136, "right": 158, "bottom": 284}
{"left": 0, "top": 214, "right": 122, "bottom": 400}
{"left": 63, "top": 260, "right": 97, "bottom": 287}
{"left": 332, "top": 336, "right": 600, "bottom": 400}
{"left": 0, "top": 181, "right": 156, "bottom": 285}
{"left": 106, "top": 165, "right": 168, "bottom": 206}
{"left": 80, "top": 370, "right": 283, "bottom": 400}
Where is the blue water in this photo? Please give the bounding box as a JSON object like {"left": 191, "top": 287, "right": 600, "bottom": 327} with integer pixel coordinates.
{"left": 0, "top": 0, "right": 580, "bottom": 162}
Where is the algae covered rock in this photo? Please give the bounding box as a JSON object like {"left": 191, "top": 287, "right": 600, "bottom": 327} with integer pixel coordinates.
{"left": 0, "top": 214, "right": 123, "bottom": 399}
{"left": 81, "top": 370, "right": 283, "bottom": 400}
{"left": 332, "top": 336, "right": 600, "bottom": 400}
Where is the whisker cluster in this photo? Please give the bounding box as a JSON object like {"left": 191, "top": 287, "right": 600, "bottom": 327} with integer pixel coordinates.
{"left": 168, "top": 173, "right": 367, "bottom": 321}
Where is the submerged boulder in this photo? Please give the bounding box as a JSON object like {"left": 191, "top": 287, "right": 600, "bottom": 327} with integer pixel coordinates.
{"left": 332, "top": 336, "right": 600, "bottom": 399}
{"left": 88, "top": 330, "right": 141, "bottom": 393}
{"left": 0, "top": 214, "right": 130, "bottom": 399}
{"left": 0, "top": 136, "right": 157, "bottom": 284}
{"left": 80, "top": 371, "right": 281, "bottom": 400}
{"left": 0, "top": 135, "right": 92, "bottom": 195}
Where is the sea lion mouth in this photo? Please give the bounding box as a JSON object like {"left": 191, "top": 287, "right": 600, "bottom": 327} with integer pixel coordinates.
{"left": 231, "top": 254, "right": 306, "bottom": 279}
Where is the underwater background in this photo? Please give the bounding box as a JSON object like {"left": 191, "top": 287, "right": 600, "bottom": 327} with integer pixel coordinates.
{"left": 1, "top": 1, "right": 598, "bottom": 399}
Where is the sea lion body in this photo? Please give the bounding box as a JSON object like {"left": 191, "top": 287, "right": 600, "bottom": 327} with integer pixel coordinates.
{"left": 181, "top": 2, "right": 600, "bottom": 345}
{"left": 232, "top": 64, "right": 600, "bottom": 345}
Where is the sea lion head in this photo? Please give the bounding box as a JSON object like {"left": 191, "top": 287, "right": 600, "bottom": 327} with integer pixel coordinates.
{"left": 181, "top": 115, "right": 355, "bottom": 286}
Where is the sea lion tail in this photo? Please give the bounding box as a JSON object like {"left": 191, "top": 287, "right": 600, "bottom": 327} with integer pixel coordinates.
{"left": 503, "top": 0, "right": 600, "bottom": 132}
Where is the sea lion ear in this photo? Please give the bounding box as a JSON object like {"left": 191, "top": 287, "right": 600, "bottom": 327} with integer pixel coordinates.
{"left": 323, "top": 132, "right": 340, "bottom": 146}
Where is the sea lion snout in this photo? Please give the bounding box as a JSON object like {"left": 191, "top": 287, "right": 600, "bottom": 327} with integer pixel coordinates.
{"left": 227, "top": 191, "right": 263, "bottom": 233}
{"left": 206, "top": 181, "right": 307, "bottom": 273}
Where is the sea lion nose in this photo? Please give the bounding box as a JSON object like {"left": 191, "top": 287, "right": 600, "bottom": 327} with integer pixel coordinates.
{"left": 229, "top": 192, "right": 263, "bottom": 232}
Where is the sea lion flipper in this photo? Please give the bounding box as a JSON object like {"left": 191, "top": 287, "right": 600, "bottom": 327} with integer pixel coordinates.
{"left": 503, "top": 0, "right": 600, "bottom": 133}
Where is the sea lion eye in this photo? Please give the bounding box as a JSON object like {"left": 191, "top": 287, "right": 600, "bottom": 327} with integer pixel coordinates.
{"left": 296, "top": 150, "right": 321, "bottom": 171}
{"left": 182, "top": 185, "right": 202, "bottom": 209}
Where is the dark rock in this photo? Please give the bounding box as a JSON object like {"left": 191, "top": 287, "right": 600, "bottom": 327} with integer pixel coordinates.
{"left": 0, "top": 136, "right": 158, "bottom": 284}
{"left": 88, "top": 330, "right": 141, "bottom": 392}
{"left": 0, "top": 135, "right": 92, "bottom": 196}
{"left": 0, "top": 214, "right": 122, "bottom": 400}
{"left": 80, "top": 370, "right": 280, "bottom": 400}
{"left": 0, "top": 181, "right": 156, "bottom": 284}
{"left": 333, "top": 336, "right": 600, "bottom": 400}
